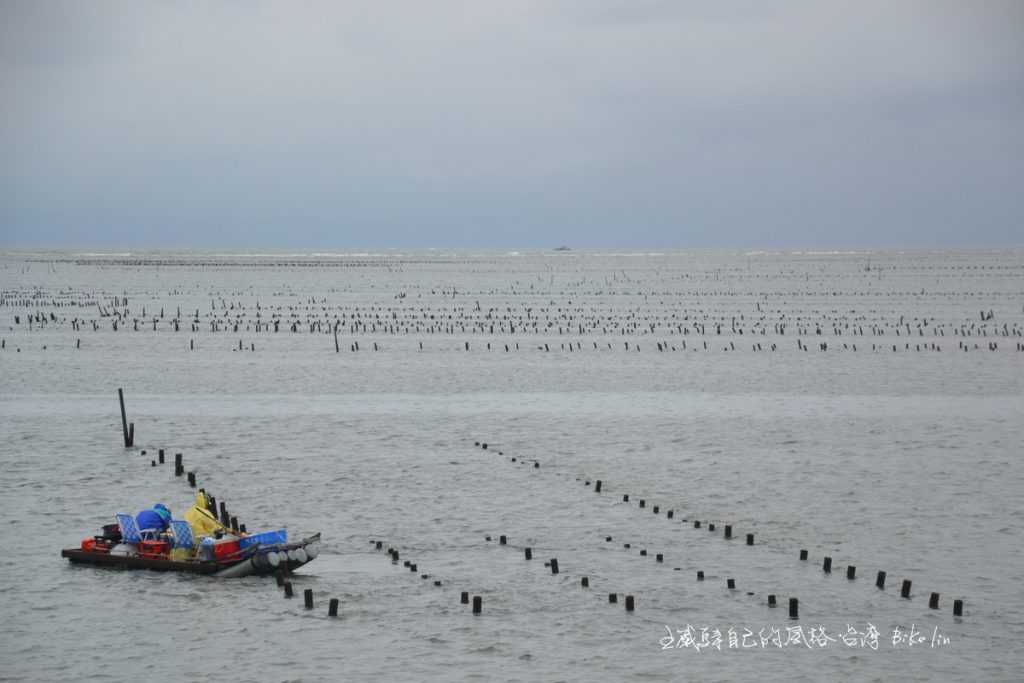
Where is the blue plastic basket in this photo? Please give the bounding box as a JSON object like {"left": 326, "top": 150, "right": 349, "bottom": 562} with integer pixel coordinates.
{"left": 239, "top": 529, "right": 287, "bottom": 550}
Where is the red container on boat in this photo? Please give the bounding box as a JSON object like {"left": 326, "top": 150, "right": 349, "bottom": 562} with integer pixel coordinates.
{"left": 213, "top": 538, "right": 241, "bottom": 561}
{"left": 138, "top": 539, "right": 170, "bottom": 559}
{"left": 82, "top": 538, "right": 112, "bottom": 553}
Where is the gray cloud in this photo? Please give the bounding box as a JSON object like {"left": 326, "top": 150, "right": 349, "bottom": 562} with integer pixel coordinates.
{"left": 1, "top": 0, "right": 1021, "bottom": 248}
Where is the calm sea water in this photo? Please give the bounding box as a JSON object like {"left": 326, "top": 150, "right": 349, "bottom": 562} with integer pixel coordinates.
{"left": 1, "top": 249, "right": 1022, "bottom": 682}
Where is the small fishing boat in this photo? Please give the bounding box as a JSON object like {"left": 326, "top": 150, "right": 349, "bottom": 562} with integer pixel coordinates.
{"left": 61, "top": 532, "right": 321, "bottom": 577}
{"left": 61, "top": 492, "right": 321, "bottom": 578}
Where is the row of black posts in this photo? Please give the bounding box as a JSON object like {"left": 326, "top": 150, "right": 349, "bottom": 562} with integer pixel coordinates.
{"left": 276, "top": 570, "right": 339, "bottom": 617}
{"left": 372, "top": 542, "right": 454, "bottom": 610}
{"left": 475, "top": 439, "right": 965, "bottom": 619}
{"left": 802, "top": 551, "right": 963, "bottom": 616}
{"left": 15, "top": 332, "right": 1023, "bottom": 357}
{"left": 608, "top": 467, "right": 963, "bottom": 617}
{"left": 379, "top": 532, "right": 636, "bottom": 616}
{"left": 477, "top": 442, "right": 765, "bottom": 615}
{"left": 493, "top": 534, "right": 643, "bottom": 613}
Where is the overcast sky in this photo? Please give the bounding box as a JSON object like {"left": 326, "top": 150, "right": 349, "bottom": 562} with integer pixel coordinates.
{"left": 1, "top": 1, "right": 1022, "bottom": 249}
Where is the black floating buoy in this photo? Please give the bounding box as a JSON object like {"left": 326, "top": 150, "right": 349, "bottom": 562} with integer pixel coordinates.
{"left": 708, "top": 523, "right": 715, "bottom": 532}
{"left": 724, "top": 525, "right": 732, "bottom": 539}
{"left": 640, "top": 549, "right": 647, "bottom": 556}
{"left": 605, "top": 536, "right": 612, "bottom": 542}
{"left": 929, "top": 592, "right": 940, "bottom": 609}
{"left": 581, "top": 577, "right": 589, "bottom": 588}
{"left": 472, "top": 596, "right": 482, "bottom": 614}
{"left": 823, "top": 556, "right": 832, "bottom": 573}
{"left": 623, "top": 494, "right": 629, "bottom": 502}
{"left": 768, "top": 595, "right": 776, "bottom": 607}
{"left": 697, "top": 571, "right": 704, "bottom": 581}
{"left": 727, "top": 578, "right": 735, "bottom": 589}
{"left": 953, "top": 599, "right": 963, "bottom": 616}
{"left": 434, "top": 580, "right": 442, "bottom": 586}
{"left": 608, "top": 593, "right": 618, "bottom": 603}
{"left": 639, "top": 499, "right": 645, "bottom": 508}
{"left": 328, "top": 598, "right": 339, "bottom": 617}
{"left": 410, "top": 563, "right": 417, "bottom": 572}
{"left": 876, "top": 571, "right": 886, "bottom": 589}
{"left": 461, "top": 591, "right": 469, "bottom": 604}
{"left": 304, "top": 588, "right": 314, "bottom": 609}
{"left": 625, "top": 595, "right": 635, "bottom": 612}
{"left": 746, "top": 533, "right": 754, "bottom": 546}
{"left": 667, "top": 510, "right": 674, "bottom": 519}
{"left": 694, "top": 520, "right": 701, "bottom": 529}
{"left": 847, "top": 566, "right": 856, "bottom": 580}
{"left": 284, "top": 582, "right": 294, "bottom": 598}
{"left": 550, "top": 558, "right": 559, "bottom": 574}
{"left": 499, "top": 535, "right": 507, "bottom": 545}
{"left": 524, "top": 547, "right": 532, "bottom": 560}
{"left": 595, "top": 480, "right": 602, "bottom": 492}
{"left": 653, "top": 505, "right": 659, "bottom": 514}
{"left": 375, "top": 541, "right": 382, "bottom": 550}
{"left": 901, "top": 579, "right": 912, "bottom": 599}
{"left": 534, "top": 462, "right": 539, "bottom": 468}
{"left": 481, "top": 443, "right": 487, "bottom": 450}
{"left": 799, "top": 549, "right": 808, "bottom": 561}
{"left": 789, "top": 597, "right": 798, "bottom": 619}
{"left": 485, "top": 536, "right": 491, "bottom": 542}
{"left": 655, "top": 553, "right": 663, "bottom": 563}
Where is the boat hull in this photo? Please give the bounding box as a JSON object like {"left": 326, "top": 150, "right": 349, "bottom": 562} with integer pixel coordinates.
{"left": 62, "top": 548, "right": 221, "bottom": 573}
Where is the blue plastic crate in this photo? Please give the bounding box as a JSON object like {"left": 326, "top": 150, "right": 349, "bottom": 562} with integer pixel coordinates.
{"left": 239, "top": 529, "right": 287, "bottom": 550}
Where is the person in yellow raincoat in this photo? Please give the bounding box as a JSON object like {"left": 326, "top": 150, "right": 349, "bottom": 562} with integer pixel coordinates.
{"left": 184, "top": 491, "right": 229, "bottom": 537}
{"left": 174, "top": 492, "right": 232, "bottom": 560}
{"left": 176, "top": 491, "right": 256, "bottom": 561}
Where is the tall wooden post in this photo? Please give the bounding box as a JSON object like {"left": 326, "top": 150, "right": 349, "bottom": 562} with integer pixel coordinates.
{"left": 118, "top": 388, "right": 130, "bottom": 447}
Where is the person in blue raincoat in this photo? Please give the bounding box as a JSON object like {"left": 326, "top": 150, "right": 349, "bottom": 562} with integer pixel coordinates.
{"left": 136, "top": 503, "right": 172, "bottom": 534}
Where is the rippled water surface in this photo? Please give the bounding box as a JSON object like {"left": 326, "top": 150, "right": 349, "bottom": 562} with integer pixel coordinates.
{"left": 1, "top": 249, "right": 1022, "bottom": 682}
